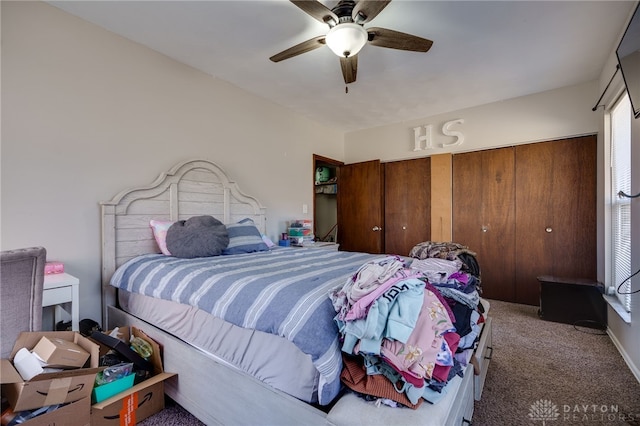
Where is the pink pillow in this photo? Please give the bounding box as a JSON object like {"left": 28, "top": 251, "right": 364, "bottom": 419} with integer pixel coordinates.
{"left": 150, "top": 220, "right": 173, "bottom": 255}
{"left": 262, "top": 234, "right": 276, "bottom": 248}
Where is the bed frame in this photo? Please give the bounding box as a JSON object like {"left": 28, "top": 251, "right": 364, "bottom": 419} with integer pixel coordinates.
{"left": 101, "top": 159, "right": 492, "bottom": 425}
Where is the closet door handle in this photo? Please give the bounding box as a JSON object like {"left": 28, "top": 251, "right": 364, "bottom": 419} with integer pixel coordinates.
{"left": 372, "top": 226, "right": 382, "bottom": 232}
{"left": 545, "top": 227, "right": 553, "bottom": 233}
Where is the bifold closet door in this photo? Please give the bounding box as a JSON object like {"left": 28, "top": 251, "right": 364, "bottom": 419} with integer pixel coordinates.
{"left": 453, "top": 148, "right": 516, "bottom": 302}
{"left": 384, "top": 158, "right": 431, "bottom": 256}
{"left": 514, "top": 136, "right": 597, "bottom": 305}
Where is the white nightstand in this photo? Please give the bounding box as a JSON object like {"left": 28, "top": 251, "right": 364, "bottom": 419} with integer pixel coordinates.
{"left": 43, "top": 272, "right": 79, "bottom": 331}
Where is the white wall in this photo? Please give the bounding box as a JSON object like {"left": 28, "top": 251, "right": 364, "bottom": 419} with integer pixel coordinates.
{"left": 344, "top": 81, "right": 599, "bottom": 163}
{"left": 1, "top": 1, "right": 344, "bottom": 325}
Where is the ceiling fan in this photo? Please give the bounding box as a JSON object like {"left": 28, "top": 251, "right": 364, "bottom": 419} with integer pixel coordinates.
{"left": 270, "top": 0, "right": 433, "bottom": 85}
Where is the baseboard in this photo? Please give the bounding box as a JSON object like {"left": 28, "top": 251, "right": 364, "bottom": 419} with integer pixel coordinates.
{"left": 607, "top": 328, "right": 640, "bottom": 383}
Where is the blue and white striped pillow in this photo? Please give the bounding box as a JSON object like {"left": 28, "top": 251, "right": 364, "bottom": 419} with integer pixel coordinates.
{"left": 222, "top": 218, "right": 269, "bottom": 255}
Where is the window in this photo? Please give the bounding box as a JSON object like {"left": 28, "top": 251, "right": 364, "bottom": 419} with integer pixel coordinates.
{"left": 610, "top": 93, "right": 632, "bottom": 312}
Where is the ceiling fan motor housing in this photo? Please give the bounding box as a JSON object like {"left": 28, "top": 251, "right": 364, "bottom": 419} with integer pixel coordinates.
{"left": 332, "top": 0, "right": 358, "bottom": 22}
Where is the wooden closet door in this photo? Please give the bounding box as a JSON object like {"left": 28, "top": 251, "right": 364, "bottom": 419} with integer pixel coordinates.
{"left": 337, "top": 160, "right": 384, "bottom": 253}
{"left": 515, "top": 136, "right": 597, "bottom": 305}
{"left": 551, "top": 136, "right": 597, "bottom": 278}
{"left": 452, "top": 152, "right": 483, "bottom": 256}
{"left": 514, "top": 141, "right": 555, "bottom": 305}
{"left": 453, "top": 148, "right": 516, "bottom": 302}
{"left": 384, "top": 158, "right": 431, "bottom": 256}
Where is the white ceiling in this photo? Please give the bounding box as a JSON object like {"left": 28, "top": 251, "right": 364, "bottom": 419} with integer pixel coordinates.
{"left": 49, "top": 0, "right": 636, "bottom": 133}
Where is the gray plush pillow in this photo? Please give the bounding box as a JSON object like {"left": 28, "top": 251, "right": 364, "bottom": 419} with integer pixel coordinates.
{"left": 166, "top": 215, "right": 229, "bottom": 258}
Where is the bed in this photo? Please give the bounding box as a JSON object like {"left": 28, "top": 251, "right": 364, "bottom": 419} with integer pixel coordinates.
{"left": 101, "top": 159, "right": 492, "bottom": 425}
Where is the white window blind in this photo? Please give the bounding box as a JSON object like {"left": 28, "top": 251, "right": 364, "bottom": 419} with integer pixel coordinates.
{"left": 610, "top": 93, "right": 632, "bottom": 312}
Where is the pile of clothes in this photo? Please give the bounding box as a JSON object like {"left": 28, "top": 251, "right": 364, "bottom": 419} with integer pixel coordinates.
{"left": 329, "top": 241, "right": 485, "bottom": 409}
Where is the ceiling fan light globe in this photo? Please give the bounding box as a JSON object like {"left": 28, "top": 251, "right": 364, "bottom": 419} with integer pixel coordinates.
{"left": 325, "top": 23, "right": 368, "bottom": 58}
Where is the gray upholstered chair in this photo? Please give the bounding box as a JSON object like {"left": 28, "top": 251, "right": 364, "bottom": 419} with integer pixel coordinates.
{"left": 0, "top": 246, "right": 46, "bottom": 358}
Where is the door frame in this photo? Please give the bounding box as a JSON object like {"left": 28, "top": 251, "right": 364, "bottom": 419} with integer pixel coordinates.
{"left": 313, "top": 154, "right": 343, "bottom": 243}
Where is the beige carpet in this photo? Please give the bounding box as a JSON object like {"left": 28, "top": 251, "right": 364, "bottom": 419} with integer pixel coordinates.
{"left": 473, "top": 299, "right": 640, "bottom": 426}
{"left": 140, "top": 299, "right": 640, "bottom": 425}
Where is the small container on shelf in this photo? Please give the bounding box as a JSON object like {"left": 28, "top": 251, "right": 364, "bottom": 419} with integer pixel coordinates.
{"left": 289, "top": 235, "right": 316, "bottom": 247}
{"left": 290, "top": 219, "right": 312, "bottom": 228}
{"left": 321, "top": 184, "right": 337, "bottom": 194}
{"left": 288, "top": 227, "right": 313, "bottom": 237}
{"left": 287, "top": 220, "right": 315, "bottom": 246}
{"left": 44, "top": 261, "right": 64, "bottom": 274}
{"left": 315, "top": 167, "right": 331, "bottom": 183}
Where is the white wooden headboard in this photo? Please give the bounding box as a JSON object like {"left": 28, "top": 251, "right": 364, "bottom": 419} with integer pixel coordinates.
{"left": 100, "top": 159, "right": 266, "bottom": 325}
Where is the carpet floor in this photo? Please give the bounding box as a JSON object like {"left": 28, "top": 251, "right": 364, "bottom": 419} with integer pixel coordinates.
{"left": 139, "top": 299, "right": 640, "bottom": 425}
{"left": 472, "top": 300, "right": 640, "bottom": 426}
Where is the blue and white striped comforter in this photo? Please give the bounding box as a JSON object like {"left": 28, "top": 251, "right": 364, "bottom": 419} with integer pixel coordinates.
{"left": 110, "top": 247, "right": 379, "bottom": 405}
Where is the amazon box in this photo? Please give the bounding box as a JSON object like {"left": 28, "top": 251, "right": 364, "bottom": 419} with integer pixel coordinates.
{"left": 0, "top": 331, "right": 101, "bottom": 412}
{"left": 32, "top": 336, "right": 90, "bottom": 368}
{"left": 6, "top": 396, "right": 91, "bottom": 426}
{"left": 90, "top": 327, "right": 176, "bottom": 426}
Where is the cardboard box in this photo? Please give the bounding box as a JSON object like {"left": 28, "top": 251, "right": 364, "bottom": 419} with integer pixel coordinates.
{"left": 3, "top": 396, "right": 91, "bottom": 426}
{"left": 90, "top": 327, "right": 176, "bottom": 426}
{"left": 32, "top": 336, "right": 90, "bottom": 368}
{"left": 1, "top": 331, "right": 101, "bottom": 412}
{"left": 90, "top": 375, "right": 168, "bottom": 426}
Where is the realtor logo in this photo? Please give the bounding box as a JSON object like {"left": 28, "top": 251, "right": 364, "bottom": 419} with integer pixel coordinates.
{"left": 529, "top": 399, "right": 560, "bottom": 425}
{"left": 529, "top": 399, "right": 637, "bottom": 423}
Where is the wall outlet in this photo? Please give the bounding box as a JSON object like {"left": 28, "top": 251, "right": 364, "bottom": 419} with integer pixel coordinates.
{"left": 302, "top": 204, "right": 308, "bottom": 214}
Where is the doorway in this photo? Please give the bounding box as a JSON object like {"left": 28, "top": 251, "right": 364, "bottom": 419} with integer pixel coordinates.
{"left": 313, "top": 155, "right": 343, "bottom": 243}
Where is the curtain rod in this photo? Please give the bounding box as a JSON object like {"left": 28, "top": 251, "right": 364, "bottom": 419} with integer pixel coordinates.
{"left": 592, "top": 64, "right": 620, "bottom": 111}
